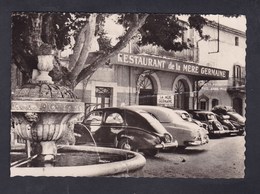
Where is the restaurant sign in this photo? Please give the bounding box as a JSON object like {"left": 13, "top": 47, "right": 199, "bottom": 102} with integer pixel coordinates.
{"left": 110, "top": 52, "right": 229, "bottom": 79}
{"left": 157, "top": 95, "right": 174, "bottom": 106}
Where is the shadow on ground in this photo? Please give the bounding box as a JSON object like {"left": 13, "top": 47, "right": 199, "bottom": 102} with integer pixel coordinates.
{"left": 161, "top": 148, "right": 208, "bottom": 155}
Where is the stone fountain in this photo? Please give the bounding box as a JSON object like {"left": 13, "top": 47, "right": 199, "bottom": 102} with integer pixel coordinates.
{"left": 10, "top": 44, "right": 146, "bottom": 177}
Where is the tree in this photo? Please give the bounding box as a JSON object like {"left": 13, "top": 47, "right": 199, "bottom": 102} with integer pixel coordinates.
{"left": 12, "top": 13, "right": 208, "bottom": 89}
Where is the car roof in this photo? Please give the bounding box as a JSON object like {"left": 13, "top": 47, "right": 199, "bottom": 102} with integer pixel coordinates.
{"left": 90, "top": 106, "right": 168, "bottom": 134}
{"left": 92, "top": 107, "right": 144, "bottom": 113}
{"left": 127, "top": 105, "right": 184, "bottom": 123}
{"left": 170, "top": 109, "right": 189, "bottom": 113}
{"left": 188, "top": 110, "right": 215, "bottom": 114}
{"left": 89, "top": 107, "right": 152, "bottom": 118}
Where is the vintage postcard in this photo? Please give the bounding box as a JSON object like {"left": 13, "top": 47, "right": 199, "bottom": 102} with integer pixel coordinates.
{"left": 10, "top": 12, "right": 246, "bottom": 178}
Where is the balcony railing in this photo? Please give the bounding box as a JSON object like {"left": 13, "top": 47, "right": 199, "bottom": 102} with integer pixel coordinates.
{"left": 227, "top": 77, "right": 245, "bottom": 93}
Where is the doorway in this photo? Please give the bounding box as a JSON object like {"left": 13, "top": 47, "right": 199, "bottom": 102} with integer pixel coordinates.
{"left": 95, "top": 87, "right": 112, "bottom": 108}
{"left": 233, "top": 97, "right": 243, "bottom": 115}
{"left": 138, "top": 76, "right": 156, "bottom": 105}
{"left": 174, "top": 79, "right": 189, "bottom": 110}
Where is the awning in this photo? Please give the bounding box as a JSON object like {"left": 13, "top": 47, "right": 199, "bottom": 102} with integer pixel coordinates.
{"left": 110, "top": 52, "right": 229, "bottom": 80}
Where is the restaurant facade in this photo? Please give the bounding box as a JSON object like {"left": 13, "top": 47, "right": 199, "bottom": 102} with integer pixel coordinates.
{"left": 74, "top": 50, "right": 229, "bottom": 112}
{"left": 74, "top": 19, "right": 247, "bottom": 115}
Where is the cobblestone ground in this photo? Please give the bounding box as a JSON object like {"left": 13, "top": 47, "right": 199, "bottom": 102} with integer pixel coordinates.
{"left": 139, "top": 135, "right": 245, "bottom": 178}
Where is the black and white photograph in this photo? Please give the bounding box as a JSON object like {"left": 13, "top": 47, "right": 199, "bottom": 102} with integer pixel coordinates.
{"left": 10, "top": 12, "right": 247, "bottom": 179}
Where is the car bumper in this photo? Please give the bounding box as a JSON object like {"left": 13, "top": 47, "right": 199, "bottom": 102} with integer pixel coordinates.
{"left": 228, "top": 129, "right": 240, "bottom": 133}
{"left": 155, "top": 140, "right": 178, "bottom": 149}
{"left": 210, "top": 130, "right": 229, "bottom": 134}
{"left": 185, "top": 136, "right": 209, "bottom": 146}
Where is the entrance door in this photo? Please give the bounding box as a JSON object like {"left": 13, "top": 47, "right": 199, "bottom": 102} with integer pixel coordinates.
{"left": 139, "top": 89, "right": 154, "bottom": 105}
{"left": 174, "top": 80, "right": 189, "bottom": 110}
{"left": 233, "top": 97, "right": 243, "bottom": 115}
{"left": 138, "top": 76, "right": 156, "bottom": 105}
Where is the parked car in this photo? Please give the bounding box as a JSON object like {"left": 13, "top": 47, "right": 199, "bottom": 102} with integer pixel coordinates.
{"left": 187, "top": 110, "right": 229, "bottom": 138}
{"left": 212, "top": 105, "right": 245, "bottom": 135}
{"left": 215, "top": 114, "right": 238, "bottom": 135}
{"left": 127, "top": 106, "right": 209, "bottom": 150}
{"left": 74, "top": 107, "right": 178, "bottom": 156}
{"left": 168, "top": 108, "right": 209, "bottom": 131}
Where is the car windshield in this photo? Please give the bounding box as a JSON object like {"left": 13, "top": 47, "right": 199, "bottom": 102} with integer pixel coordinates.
{"left": 178, "top": 112, "right": 193, "bottom": 122}
{"left": 138, "top": 111, "right": 168, "bottom": 133}
{"left": 207, "top": 114, "right": 217, "bottom": 120}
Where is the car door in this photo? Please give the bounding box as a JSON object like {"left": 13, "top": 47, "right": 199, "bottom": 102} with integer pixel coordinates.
{"left": 94, "top": 110, "right": 125, "bottom": 147}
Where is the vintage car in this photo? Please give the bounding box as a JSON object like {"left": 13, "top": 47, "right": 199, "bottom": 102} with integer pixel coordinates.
{"left": 74, "top": 107, "right": 178, "bottom": 156}
{"left": 187, "top": 110, "right": 229, "bottom": 138}
{"left": 127, "top": 106, "right": 209, "bottom": 150}
{"left": 169, "top": 109, "right": 209, "bottom": 130}
{"left": 215, "top": 114, "right": 238, "bottom": 135}
{"left": 212, "top": 105, "right": 245, "bottom": 135}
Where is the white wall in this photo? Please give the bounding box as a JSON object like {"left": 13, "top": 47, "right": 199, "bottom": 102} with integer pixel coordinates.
{"left": 196, "top": 25, "right": 246, "bottom": 73}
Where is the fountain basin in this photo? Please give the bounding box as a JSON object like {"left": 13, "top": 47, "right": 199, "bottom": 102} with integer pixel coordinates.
{"left": 11, "top": 145, "right": 146, "bottom": 177}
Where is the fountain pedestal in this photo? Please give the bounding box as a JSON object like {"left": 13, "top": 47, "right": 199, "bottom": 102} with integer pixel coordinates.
{"left": 12, "top": 90, "right": 85, "bottom": 166}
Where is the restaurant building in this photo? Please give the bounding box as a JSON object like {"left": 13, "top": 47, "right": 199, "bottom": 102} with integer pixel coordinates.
{"left": 74, "top": 18, "right": 246, "bottom": 115}
{"left": 74, "top": 45, "right": 229, "bottom": 112}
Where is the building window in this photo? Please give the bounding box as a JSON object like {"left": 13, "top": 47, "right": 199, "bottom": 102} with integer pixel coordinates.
{"left": 233, "top": 64, "right": 245, "bottom": 86}
{"left": 199, "top": 98, "right": 208, "bottom": 110}
{"left": 212, "top": 99, "right": 219, "bottom": 108}
{"left": 200, "top": 100, "right": 206, "bottom": 110}
{"left": 95, "top": 87, "right": 112, "bottom": 108}
{"left": 235, "top": 36, "right": 239, "bottom": 46}
{"left": 233, "top": 65, "right": 242, "bottom": 79}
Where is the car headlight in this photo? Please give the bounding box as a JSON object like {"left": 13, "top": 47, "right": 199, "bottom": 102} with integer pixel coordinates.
{"left": 164, "top": 133, "right": 172, "bottom": 143}
{"left": 191, "top": 130, "right": 201, "bottom": 140}
{"left": 156, "top": 136, "right": 161, "bottom": 144}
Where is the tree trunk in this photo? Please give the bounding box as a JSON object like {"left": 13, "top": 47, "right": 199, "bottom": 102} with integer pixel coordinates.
{"left": 28, "top": 13, "right": 43, "bottom": 54}
{"left": 75, "top": 14, "right": 149, "bottom": 85}
{"left": 42, "top": 14, "right": 56, "bottom": 47}
{"left": 67, "top": 14, "right": 97, "bottom": 88}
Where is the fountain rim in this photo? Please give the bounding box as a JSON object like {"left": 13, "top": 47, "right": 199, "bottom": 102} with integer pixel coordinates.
{"left": 10, "top": 145, "right": 146, "bottom": 177}
{"left": 11, "top": 100, "right": 85, "bottom": 113}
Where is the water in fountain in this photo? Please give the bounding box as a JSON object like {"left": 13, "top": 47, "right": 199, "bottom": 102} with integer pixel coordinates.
{"left": 73, "top": 123, "right": 101, "bottom": 161}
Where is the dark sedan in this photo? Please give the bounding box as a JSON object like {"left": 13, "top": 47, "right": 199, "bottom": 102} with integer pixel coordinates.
{"left": 212, "top": 105, "right": 245, "bottom": 135}
{"left": 74, "top": 107, "right": 178, "bottom": 156}
{"left": 187, "top": 110, "right": 229, "bottom": 138}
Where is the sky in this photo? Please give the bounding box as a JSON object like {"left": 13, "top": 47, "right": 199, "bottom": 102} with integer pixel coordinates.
{"left": 185, "top": 14, "right": 246, "bottom": 32}
{"left": 103, "top": 14, "right": 246, "bottom": 46}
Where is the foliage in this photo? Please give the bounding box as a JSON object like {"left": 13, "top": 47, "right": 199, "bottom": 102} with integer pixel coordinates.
{"left": 138, "top": 14, "right": 189, "bottom": 51}
{"left": 11, "top": 13, "right": 209, "bottom": 88}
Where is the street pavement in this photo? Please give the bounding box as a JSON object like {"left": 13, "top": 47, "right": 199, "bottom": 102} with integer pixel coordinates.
{"left": 140, "top": 135, "right": 245, "bottom": 178}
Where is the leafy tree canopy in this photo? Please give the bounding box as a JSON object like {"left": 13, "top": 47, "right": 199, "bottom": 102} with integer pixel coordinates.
{"left": 12, "top": 13, "right": 208, "bottom": 88}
